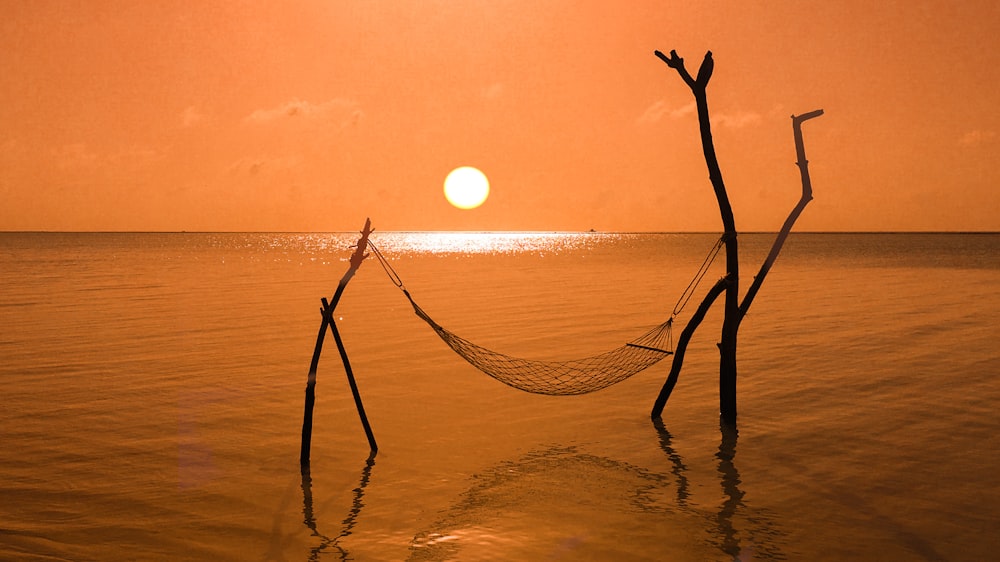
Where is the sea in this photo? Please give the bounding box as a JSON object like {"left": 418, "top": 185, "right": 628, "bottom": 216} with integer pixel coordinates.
{"left": 1, "top": 231, "right": 997, "bottom": 561}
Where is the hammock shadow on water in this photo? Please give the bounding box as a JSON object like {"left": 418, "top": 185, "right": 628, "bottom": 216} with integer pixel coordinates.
{"left": 403, "top": 423, "right": 785, "bottom": 561}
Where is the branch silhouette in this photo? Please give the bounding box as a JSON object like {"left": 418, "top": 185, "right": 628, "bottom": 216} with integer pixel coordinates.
{"left": 649, "top": 49, "right": 823, "bottom": 422}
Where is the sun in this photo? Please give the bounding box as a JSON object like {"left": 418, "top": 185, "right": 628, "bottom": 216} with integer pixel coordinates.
{"left": 444, "top": 166, "right": 490, "bottom": 209}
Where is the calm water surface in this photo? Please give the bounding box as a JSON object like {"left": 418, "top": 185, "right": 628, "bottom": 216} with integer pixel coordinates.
{"left": 1, "top": 232, "right": 998, "bottom": 561}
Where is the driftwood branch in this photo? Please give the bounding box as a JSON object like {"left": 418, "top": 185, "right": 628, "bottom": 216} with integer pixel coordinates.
{"left": 738, "top": 110, "right": 824, "bottom": 321}
{"left": 651, "top": 276, "right": 728, "bottom": 418}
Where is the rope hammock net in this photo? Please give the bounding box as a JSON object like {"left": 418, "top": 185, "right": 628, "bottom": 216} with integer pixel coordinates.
{"left": 368, "top": 237, "right": 723, "bottom": 396}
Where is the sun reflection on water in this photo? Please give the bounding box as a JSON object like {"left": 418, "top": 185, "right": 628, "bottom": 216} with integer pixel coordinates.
{"left": 193, "top": 231, "right": 635, "bottom": 262}
{"left": 370, "top": 231, "right": 626, "bottom": 256}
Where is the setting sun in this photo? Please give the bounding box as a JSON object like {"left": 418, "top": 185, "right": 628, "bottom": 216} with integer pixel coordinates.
{"left": 444, "top": 166, "right": 490, "bottom": 210}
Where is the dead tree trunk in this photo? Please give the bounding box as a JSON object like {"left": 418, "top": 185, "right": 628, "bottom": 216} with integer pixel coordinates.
{"left": 651, "top": 50, "right": 823, "bottom": 424}
{"left": 654, "top": 50, "right": 739, "bottom": 424}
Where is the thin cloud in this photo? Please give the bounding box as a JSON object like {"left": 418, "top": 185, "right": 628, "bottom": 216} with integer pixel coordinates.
{"left": 180, "top": 106, "right": 206, "bottom": 128}
{"left": 228, "top": 154, "right": 303, "bottom": 176}
{"left": 636, "top": 100, "right": 695, "bottom": 124}
{"left": 53, "top": 143, "right": 161, "bottom": 171}
{"left": 637, "top": 100, "right": 760, "bottom": 129}
{"left": 244, "top": 98, "right": 363, "bottom": 129}
{"left": 482, "top": 82, "right": 504, "bottom": 100}
{"left": 959, "top": 129, "right": 996, "bottom": 146}
{"left": 54, "top": 143, "right": 99, "bottom": 169}
{"left": 714, "top": 110, "right": 762, "bottom": 129}
{"left": 109, "top": 146, "right": 162, "bottom": 167}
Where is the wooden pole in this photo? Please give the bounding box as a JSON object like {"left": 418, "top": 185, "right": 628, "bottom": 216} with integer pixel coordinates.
{"left": 330, "top": 317, "right": 378, "bottom": 453}
{"left": 300, "top": 218, "right": 375, "bottom": 467}
{"left": 300, "top": 307, "right": 330, "bottom": 466}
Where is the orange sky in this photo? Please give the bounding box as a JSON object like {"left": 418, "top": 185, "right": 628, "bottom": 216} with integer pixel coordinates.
{"left": 1, "top": 1, "right": 997, "bottom": 232}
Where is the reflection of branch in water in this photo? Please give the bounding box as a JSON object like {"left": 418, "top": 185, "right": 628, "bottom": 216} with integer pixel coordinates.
{"left": 652, "top": 417, "right": 691, "bottom": 506}
{"left": 652, "top": 420, "right": 786, "bottom": 560}
{"left": 300, "top": 453, "right": 376, "bottom": 561}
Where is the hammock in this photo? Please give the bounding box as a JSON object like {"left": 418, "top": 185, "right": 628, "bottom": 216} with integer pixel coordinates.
{"left": 369, "top": 236, "right": 722, "bottom": 396}
{"left": 404, "top": 290, "right": 673, "bottom": 395}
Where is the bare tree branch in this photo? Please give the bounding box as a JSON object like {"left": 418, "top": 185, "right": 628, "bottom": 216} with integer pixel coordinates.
{"left": 654, "top": 49, "right": 696, "bottom": 88}
{"left": 651, "top": 276, "right": 728, "bottom": 418}
{"left": 654, "top": 50, "right": 714, "bottom": 90}
{"left": 694, "top": 51, "right": 714, "bottom": 87}
{"left": 649, "top": 49, "right": 823, "bottom": 424}
{"left": 738, "top": 110, "right": 824, "bottom": 322}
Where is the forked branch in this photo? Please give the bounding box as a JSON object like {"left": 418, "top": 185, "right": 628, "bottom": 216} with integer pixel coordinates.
{"left": 651, "top": 110, "right": 824, "bottom": 419}
{"left": 654, "top": 49, "right": 714, "bottom": 90}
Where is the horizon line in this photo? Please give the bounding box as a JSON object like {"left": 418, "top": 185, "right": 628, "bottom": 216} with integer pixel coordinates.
{"left": 2, "top": 229, "right": 998, "bottom": 235}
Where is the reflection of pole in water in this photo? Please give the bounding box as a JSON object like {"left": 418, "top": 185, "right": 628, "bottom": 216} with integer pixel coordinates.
{"left": 300, "top": 464, "right": 341, "bottom": 560}
{"left": 716, "top": 422, "right": 744, "bottom": 559}
{"left": 338, "top": 453, "right": 376, "bottom": 539}
{"left": 300, "top": 453, "right": 376, "bottom": 561}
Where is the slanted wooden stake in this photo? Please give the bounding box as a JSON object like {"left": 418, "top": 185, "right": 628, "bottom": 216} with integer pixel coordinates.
{"left": 300, "top": 218, "right": 377, "bottom": 467}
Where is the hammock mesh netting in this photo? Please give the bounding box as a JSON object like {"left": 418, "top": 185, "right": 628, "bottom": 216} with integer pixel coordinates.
{"left": 367, "top": 236, "right": 726, "bottom": 397}
{"left": 404, "top": 291, "right": 673, "bottom": 395}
